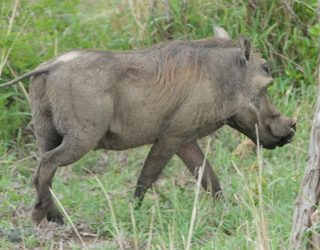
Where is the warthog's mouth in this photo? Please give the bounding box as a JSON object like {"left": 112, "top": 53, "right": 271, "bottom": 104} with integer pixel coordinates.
{"left": 277, "top": 130, "right": 295, "bottom": 147}
{"left": 264, "top": 126, "right": 296, "bottom": 150}
{"left": 276, "top": 121, "right": 296, "bottom": 147}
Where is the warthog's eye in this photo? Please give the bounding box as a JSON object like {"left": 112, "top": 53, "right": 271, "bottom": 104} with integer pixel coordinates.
{"left": 261, "top": 63, "right": 270, "bottom": 75}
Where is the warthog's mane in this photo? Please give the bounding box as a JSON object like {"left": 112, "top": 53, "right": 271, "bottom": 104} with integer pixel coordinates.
{"left": 152, "top": 37, "right": 238, "bottom": 50}
{"left": 134, "top": 38, "right": 239, "bottom": 88}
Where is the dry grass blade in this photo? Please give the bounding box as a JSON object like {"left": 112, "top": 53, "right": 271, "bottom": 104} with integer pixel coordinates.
{"left": 7, "top": 0, "right": 20, "bottom": 35}
{"left": 185, "top": 138, "right": 211, "bottom": 250}
{"left": 168, "top": 223, "right": 175, "bottom": 250}
{"left": 49, "top": 188, "right": 88, "bottom": 249}
{"left": 7, "top": 63, "right": 30, "bottom": 104}
{"left": 0, "top": 15, "right": 30, "bottom": 76}
{"left": 153, "top": 187, "right": 165, "bottom": 236}
{"left": 147, "top": 206, "right": 155, "bottom": 250}
{"left": 82, "top": 167, "right": 125, "bottom": 250}
{"left": 127, "top": 0, "right": 146, "bottom": 40}
{"left": 230, "top": 125, "right": 271, "bottom": 249}
{"left": 255, "top": 124, "right": 270, "bottom": 250}
{"left": 151, "top": 187, "right": 167, "bottom": 249}
{"left": 129, "top": 204, "right": 139, "bottom": 250}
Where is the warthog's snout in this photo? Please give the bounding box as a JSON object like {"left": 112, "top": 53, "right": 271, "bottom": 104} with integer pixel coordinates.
{"left": 277, "top": 119, "right": 296, "bottom": 146}
{"left": 265, "top": 117, "right": 296, "bottom": 149}
{"left": 228, "top": 108, "right": 296, "bottom": 150}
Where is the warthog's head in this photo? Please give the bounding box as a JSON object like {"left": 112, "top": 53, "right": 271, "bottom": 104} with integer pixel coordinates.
{"left": 227, "top": 38, "right": 296, "bottom": 149}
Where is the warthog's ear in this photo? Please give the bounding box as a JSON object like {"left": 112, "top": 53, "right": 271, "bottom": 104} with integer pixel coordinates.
{"left": 239, "top": 37, "right": 251, "bottom": 67}
{"left": 213, "top": 26, "right": 230, "bottom": 39}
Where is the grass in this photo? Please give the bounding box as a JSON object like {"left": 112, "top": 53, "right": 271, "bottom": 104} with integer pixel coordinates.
{"left": 1, "top": 118, "right": 314, "bottom": 249}
{"left": 0, "top": 0, "right": 318, "bottom": 249}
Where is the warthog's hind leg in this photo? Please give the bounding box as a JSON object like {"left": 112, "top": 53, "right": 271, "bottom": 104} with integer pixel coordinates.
{"left": 32, "top": 133, "right": 98, "bottom": 225}
{"left": 133, "top": 138, "right": 181, "bottom": 208}
{"left": 177, "top": 141, "right": 222, "bottom": 197}
{"left": 30, "top": 74, "right": 66, "bottom": 224}
{"left": 32, "top": 110, "right": 64, "bottom": 224}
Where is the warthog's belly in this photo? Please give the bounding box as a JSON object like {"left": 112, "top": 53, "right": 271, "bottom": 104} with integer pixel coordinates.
{"left": 97, "top": 131, "right": 155, "bottom": 150}
{"left": 96, "top": 117, "right": 162, "bottom": 150}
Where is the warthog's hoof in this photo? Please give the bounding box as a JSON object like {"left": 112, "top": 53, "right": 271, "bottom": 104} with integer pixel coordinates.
{"left": 31, "top": 207, "right": 47, "bottom": 225}
{"left": 46, "top": 210, "right": 64, "bottom": 225}
{"left": 32, "top": 204, "right": 64, "bottom": 225}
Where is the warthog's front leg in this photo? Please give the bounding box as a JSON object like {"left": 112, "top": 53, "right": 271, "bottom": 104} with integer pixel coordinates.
{"left": 177, "top": 141, "right": 222, "bottom": 197}
{"left": 133, "top": 138, "right": 181, "bottom": 207}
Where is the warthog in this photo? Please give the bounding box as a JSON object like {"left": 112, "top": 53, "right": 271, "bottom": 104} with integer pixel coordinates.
{"left": 1, "top": 36, "right": 295, "bottom": 225}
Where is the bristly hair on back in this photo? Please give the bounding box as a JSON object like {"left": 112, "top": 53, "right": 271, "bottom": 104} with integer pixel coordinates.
{"left": 147, "top": 37, "right": 239, "bottom": 88}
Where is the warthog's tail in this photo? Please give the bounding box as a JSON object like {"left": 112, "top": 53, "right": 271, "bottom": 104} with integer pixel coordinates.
{"left": 0, "top": 64, "right": 54, "bottom": 88}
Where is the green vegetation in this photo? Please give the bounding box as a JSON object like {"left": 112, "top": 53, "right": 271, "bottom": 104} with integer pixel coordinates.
{"left": 0, "top": 0, "right": 318, "bottom": 249}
